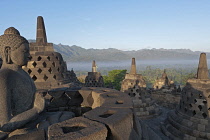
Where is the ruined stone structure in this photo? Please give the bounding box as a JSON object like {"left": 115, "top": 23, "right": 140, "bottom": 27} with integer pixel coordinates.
{"left": 121, "top": 58, "right": 161, "bottom": 119}
{"left": 84, "top": 60, "right": 104, "bottom": 87}
{"left": 153, "top": 69, "right": 174, "bottom": 90}
{"left": 151, "top": 70, "right": 181, "bottom": 109}
{"left": 131, "top": 84, "right": 161, "bottom": 119}
{"left": 66, "top": 68, "right": 83, "bottom": 87}
{"left": 47, "top": 87, "right": 142, "bottom": 140}
{"left": 0, "top": 25, "right": 141, "bottom": 139}
{"left": 22, "top": 16, "right": 72, "bottom": 89}
{"left": 121, "top": 58, "right": 146, "bottom": 93}
{"left": 151, "top": 91, "right": 181, "bottom": 109}
{"left": 67, "top": 69, "right": 78, "bottom": 82}
{"left": 162, "top": 53, "right": 210, "bottom": 140}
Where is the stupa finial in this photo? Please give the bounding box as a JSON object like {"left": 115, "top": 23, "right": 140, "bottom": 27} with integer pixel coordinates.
{"left": 130, "top": 58, "right": 136, "bottom": 74}
{"left": 197, "top": 53, "right": 209, "bottom": 79}
{"left": 92, "top": 60, "right": 97, "bottom": 72}
{"left": 36, "top": 16, "right": 47, "bottom": 44}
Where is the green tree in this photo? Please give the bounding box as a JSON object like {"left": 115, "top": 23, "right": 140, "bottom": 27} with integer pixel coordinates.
{"left": 103, "top": 69, "right": 127, "bottom": 90}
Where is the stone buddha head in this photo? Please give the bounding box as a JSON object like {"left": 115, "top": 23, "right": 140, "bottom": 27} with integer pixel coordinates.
{"left": 0, "top": 27, "right": 30, "bottom": 67}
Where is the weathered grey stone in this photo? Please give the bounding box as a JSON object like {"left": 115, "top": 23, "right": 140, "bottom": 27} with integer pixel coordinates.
{"left": 36, "top": 16, "right": 47, "bottom": 45}
{"left": 23, "top": 16, "right": 82, "bottom": 90}
{"left": 78, "top": 87, "right": 94, "bottom": 107}
{"left": 161, "top": 53, "right": 210, "bottom": 140}
{"left": 59, "top": 111, "right": 75, "bottom": 122}
{"left": 48, "top": 117, "right": 107, "bottom": 140}
{"left": 7, "top": 129, "right": 45, "bottom": 140}
{"left": 83, "top": 107, "right": 133, "bottom": 140}
{"left": 99, "top": 91, "right": 133, "bottom": 109}
{"left": 0, "top": 27, "right": 45, "bottom": 134}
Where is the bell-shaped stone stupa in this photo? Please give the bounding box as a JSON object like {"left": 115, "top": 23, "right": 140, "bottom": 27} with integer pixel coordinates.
{"left": 162, "top": 53, "right": 210, "bottom": 139}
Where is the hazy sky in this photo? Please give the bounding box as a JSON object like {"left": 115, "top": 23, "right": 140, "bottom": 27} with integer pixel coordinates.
{"left": 0, "top": 0, "right": 210, "bottom": 52}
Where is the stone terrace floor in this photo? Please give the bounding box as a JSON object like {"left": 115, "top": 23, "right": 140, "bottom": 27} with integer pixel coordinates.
{"left": 140, "top": 107, "right": 171, "bottom": 140}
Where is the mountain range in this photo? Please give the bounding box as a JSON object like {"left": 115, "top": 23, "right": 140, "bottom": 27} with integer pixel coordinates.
{"left": 29, "top": 40, "right": 210, "bottom": 62}
{"left": 53, "top": 44, "right": 210, "bottom": 62}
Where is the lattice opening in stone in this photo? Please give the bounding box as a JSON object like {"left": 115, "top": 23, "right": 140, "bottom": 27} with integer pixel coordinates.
{"left": 193, "top": 110, "right": 196, "bottom": 116}
{"left": 32, "top": 61, "right": 37, "bottom": 67}
{"left": 48, "top": 68, "right": 52, "bottom": 73}
{"left": 106, "top": 94, "right": 119, "bottom": 98}
{"left": 116, "top": 100, "right": 124, "bottom": 104}
{"left": 99, "top": 110, "right": 115, "bottom": 118}
{"left": 53, "top": 75, "right": 56, "bottom": 80}
{"left": 198, "top": 105, "right": 202, "bottom": 111}
{"left": 132, "top": 93, "right": 136, "bottom": 97}
{"left": 28, "top": 69, "right": 32, "bottom": 74}
{"left": 28, "top": 56, "right": 32, "bottom": 61}
{"left": 56, "top": 56, "right": 59, "bottom": 60}
{"left": 57, "top": 68, "right": 60, "bottom": 72}
{"left": 199, "top": 94, "right": 202, "bottom": 98}
{"left": 43, "top": 75, "right": 48, "bottom": 81}
{"left": 52, "top": 62, "right": 55, "bottom": 67}
{"left": 47, "top": 56, "right": 51, "bottom": 61}
{"left": 194, "top": 99, "right": 197, "bottom": 103}
{"left": 62, "top": 126, "right": 85, "bottom": 134}
{"left": 37, "top": 56, "right": 42, "bottom": 61}
{"left": 189, "top": 104, "right": 192, "bottom": 107}
{"left": 32, "top": 75, "right": 37, "bottom": 81}
{"left": 43, "top": 62, "right": 47, "bottom": 68}
{"left": 37, "top": 68, "right": 42, "bottom": 74}
{"left": 203, "top": 99, "right": 207, "bottom": 104}
{"left": 202, "top": 113, "right": 207, "bottom": 118}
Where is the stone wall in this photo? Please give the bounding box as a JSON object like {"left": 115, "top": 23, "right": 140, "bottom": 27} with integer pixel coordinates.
{"left": 85, "top": 72, "right": 104, "bottom": 87}
{"left": 23, "top": 51, "right": 71, "bottom": 89}
{"left": 47, "top": 87, "right": 142, "bottom": 140}
{"left": 151, "top": 92, "right": 181, "bottom": 109}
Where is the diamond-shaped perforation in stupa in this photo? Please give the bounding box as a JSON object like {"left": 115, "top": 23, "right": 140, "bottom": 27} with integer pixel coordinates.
{"left": 161, "top": 53, "right": 210, "bottom": 140}
{"left": 121, "top": 58, "right": 161, "bottom": 119}
{"left": 84, "top": 60, "right": 104, "bottom": 87}
{"left": 22, "top": 16, "right": 81, "bottom": 89}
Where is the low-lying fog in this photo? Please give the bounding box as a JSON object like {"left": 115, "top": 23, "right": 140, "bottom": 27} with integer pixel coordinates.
{"left": 67, "top": 59, "right": 207, "bottom": 72}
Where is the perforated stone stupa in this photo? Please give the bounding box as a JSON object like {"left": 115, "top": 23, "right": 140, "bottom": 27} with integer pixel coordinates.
{"left": 153, "top": 69, "right": 174, "bottom": 90}
{"left": 84, "top": 60, "right": 104, "bottom": 87}
{"left": 121, "top": 58, "right": 146, "bottom": 93}
{"left": 23, "top": 16, "right": 72, "bottom": 89}
{"left": 162, "top": 53, "right": 210, "bottom": 140}
{"left": 121, "top": 58, "right": 161, "bottom": 119}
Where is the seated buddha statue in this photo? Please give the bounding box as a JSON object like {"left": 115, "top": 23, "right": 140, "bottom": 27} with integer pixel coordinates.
{"left": 0, "top": 27, "right": 45, "bottom": 133}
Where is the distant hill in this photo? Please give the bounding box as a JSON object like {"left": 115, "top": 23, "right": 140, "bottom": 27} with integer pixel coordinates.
{"left": 53, "top": 44, "right": 210, "bottom": 62}
{"left": 28, "top": 40, "right": 210, "bottom": 62}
